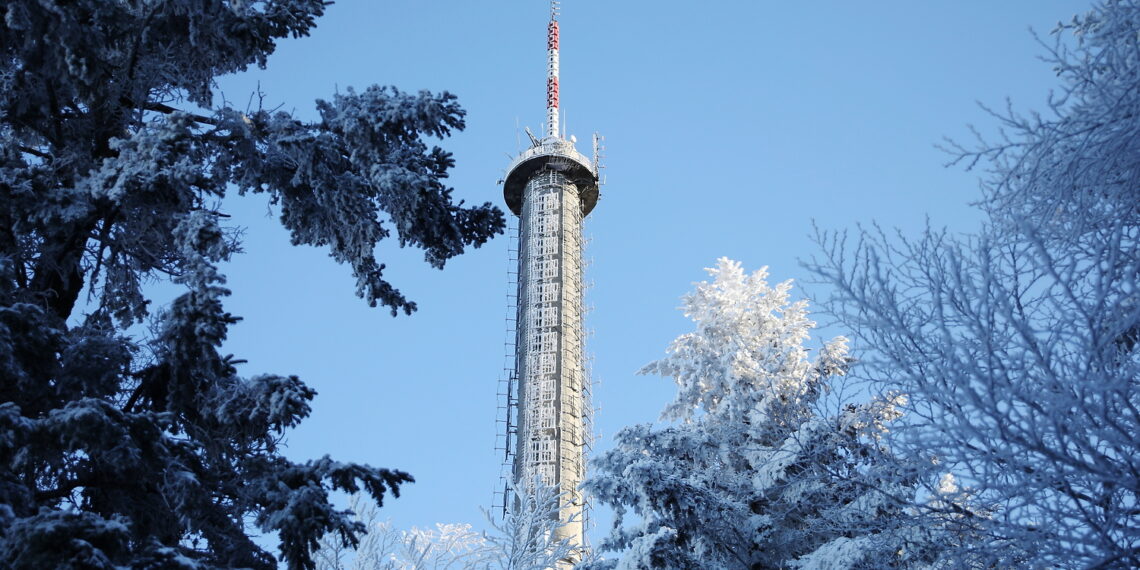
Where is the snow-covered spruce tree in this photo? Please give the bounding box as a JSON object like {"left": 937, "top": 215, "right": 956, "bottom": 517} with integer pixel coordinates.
{"left": 0, "top": 2, "right": 504, "bottom": 569}
{"left": 808, "top": 1, "right": 1140, "bottom": 566}
{"left": 585, "top": 259, "right": 939, "bottom": 569}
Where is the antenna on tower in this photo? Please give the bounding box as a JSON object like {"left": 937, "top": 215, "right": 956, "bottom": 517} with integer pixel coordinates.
{"left": 593, "top": 132, "right": 607, "bottom": 186}
{"left": 545, "top": 0, "right": 561, "bottom": 139}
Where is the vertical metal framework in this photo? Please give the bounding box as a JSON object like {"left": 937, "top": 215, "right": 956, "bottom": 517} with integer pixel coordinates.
{"left": 494, "top": 219, "right": 520, "bottom": 517}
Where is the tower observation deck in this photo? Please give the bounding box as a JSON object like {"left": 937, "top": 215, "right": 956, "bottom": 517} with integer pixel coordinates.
{"left": 500, "top": 1, "right": 600, "bottom": 563}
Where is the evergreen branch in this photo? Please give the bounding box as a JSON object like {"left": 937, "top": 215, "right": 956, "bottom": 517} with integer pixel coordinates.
{"left": 17, "top": 145, "right": 50, "bottom": 159}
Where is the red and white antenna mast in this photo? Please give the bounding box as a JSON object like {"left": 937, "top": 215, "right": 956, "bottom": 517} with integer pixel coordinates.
{"left": 545, "top": 1, "right": 561, "bottom": 139}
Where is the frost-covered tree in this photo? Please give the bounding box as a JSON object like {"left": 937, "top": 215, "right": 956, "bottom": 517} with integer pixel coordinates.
{"left": 0, "top": 2, "right": 503, "bottom": 569}
{"left": 807, "top": 1, "right": 1140, "bottom": 566}
{"left": 482, "top": 481, "right": 583, "bottom": 569}
{"left": 313, "top": 482, "right": 577, "bottom": 569}
{"left": 586, "top": 259, "right": 941, "bottom": 569}
{"left": 315, "top": 494, "right": 492, "bottom": 570}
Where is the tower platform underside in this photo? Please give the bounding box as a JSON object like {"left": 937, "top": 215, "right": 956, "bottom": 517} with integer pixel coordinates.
{"left": 503, "top": 139, "right": 598, "bottom": 217}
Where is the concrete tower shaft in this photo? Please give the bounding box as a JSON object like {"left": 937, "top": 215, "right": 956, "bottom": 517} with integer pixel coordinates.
{"left": 514, "top": 168, "right": 587, "bottom": 548}
{"left": 505, "top": 143, "right": 597, "bottom": 558}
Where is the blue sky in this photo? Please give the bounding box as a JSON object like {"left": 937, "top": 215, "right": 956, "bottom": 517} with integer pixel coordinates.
{"left": 207, "top": 0, "right": 1092, "bottom": 548}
